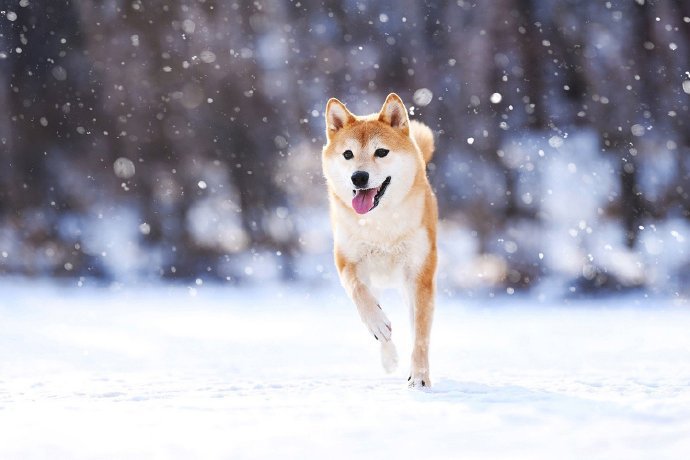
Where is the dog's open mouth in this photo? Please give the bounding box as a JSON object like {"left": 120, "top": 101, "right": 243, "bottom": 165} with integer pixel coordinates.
{"left": 351, "top": 176, "right": 391, "bottom": 215}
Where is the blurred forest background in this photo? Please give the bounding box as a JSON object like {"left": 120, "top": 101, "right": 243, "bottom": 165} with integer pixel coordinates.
{"left": 1, "top": 0, "right": 689, "bottom": 296}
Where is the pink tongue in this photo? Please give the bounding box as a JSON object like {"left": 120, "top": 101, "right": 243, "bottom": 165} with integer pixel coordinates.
{"left": 352, "top": 188, "right": 377, "bottom": 214}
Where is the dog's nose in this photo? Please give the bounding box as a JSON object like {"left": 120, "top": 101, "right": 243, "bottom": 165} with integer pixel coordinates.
{"left": 351, "top": 171, "right": 369, "bottom": 188}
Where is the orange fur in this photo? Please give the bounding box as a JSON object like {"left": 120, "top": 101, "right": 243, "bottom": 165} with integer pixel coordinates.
{"left": 410, "top": 120, "right": 435, "bottom": 164}
{"left": 322, "top": 93, "right": 438, "bottom": 388}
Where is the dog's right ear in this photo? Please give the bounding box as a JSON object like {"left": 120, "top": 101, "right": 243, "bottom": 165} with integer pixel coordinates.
{"left": 325, "top": 98, "right": 355, "bottom": 139}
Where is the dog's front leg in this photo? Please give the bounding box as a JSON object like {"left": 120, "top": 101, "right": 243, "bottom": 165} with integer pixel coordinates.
{"left": 407, "top": 250, "right": 437, "bottom": 388}
{"left": 336, "top": 254, "right": 392, "bottom": 343}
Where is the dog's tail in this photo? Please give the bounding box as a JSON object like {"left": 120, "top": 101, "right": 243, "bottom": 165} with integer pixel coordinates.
{"left": 410, "top": 120, "right": 435, "bottom": 164}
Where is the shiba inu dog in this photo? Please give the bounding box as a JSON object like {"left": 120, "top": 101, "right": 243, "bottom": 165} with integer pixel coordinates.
{"left": 322, "top": 93, "right": 437, "bottom": 388}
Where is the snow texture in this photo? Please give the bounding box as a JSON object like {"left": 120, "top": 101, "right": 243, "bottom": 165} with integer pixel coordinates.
{"left": 1, "top": 280, "right": 689, "bottom": 459}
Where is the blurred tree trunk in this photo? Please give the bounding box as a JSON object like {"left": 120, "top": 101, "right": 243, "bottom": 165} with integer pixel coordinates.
{"left": 2, "top": 1, "right": 105, "bottom": 276}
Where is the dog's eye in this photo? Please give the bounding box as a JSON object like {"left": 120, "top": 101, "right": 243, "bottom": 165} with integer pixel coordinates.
{"left": 343, "top": 150, "right": 354, "bottom": 160}
{"left": 374, "top": 148, "right": 389, "bottom": 158}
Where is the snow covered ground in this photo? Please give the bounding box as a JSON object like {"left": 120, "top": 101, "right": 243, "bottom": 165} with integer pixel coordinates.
{"left": 1, "top": 279, "right": 689, "bottom": 459}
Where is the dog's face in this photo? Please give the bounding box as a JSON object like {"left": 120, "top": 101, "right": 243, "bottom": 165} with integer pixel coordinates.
{"left": 322, "top": 93, "right": 422, "bottom": 216}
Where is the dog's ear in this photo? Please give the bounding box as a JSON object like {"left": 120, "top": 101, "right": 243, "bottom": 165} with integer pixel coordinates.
{"left": 325, "top": 98, "right": 355, "bottom": 139}
{"left": 378, "top": 93, "right": 409, "bottom": 135}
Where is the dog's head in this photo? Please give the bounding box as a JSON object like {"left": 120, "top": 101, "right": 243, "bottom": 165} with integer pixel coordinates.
{"left": 322, "top": 93, "right": 423, "bottom": 216}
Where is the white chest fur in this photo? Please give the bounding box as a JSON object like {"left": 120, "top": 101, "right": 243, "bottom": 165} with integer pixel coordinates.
{"left": 335, "top": 215, "right": 430, "bottom": 288}
{"left": 362, "top": 229, "right": 429, "bottom": 288}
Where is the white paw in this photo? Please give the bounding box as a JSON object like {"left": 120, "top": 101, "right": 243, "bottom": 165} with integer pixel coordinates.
{"left": 380, "top": 340, "right": 398, "bottom": 373}
{"left": 408, "top": 370, "right": 431, "bottom": 389}
{"left": 362, "top": 304, "right": 392, "bottom": 342}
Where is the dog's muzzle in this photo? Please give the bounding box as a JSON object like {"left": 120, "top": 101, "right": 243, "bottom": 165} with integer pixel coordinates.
{"left": 351, "top": 176, "right": 391, "bottom": 215}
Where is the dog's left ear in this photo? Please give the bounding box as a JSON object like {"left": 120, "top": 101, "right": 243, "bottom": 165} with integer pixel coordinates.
{"left": 378, "top": 93, "right": 409, "bottom": 135}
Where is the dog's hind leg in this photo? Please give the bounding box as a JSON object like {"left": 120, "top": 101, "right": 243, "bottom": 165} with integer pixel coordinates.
{"left": 380, "top": 334, "right": 399, "bottom": 373}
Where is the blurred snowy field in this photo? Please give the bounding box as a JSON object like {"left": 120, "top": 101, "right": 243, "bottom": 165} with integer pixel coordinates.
{"left": 1, "top": 280, "right": 689, "bottom": 459}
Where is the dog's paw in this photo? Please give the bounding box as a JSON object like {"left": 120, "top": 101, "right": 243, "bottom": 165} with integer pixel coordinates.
{"left": 407, "top": 370, "right": 431, "bottom": 389}
{"left": 380, "top": 340, "right": 398, "bottom": 373}
{"left": 363, "top": 304, "right": 392, "bottom": 342}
